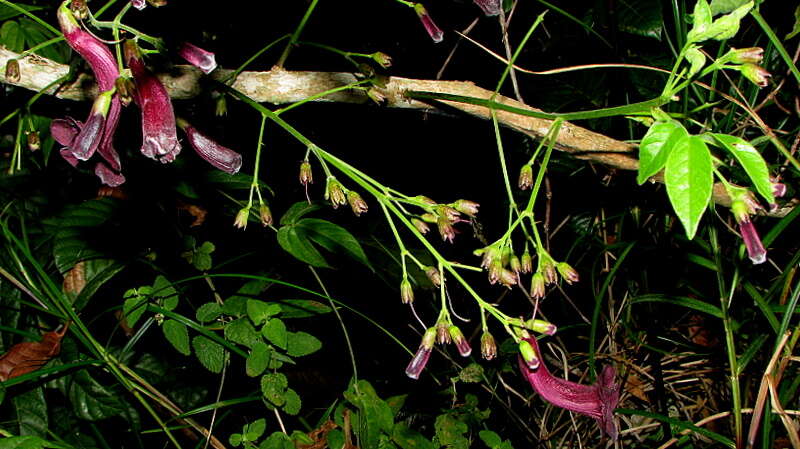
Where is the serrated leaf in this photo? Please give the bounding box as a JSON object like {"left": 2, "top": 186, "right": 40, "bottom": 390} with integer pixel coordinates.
{"left": 122, "top": 287, "right": 152, "bottom": 328}
{"left": 282, "top": 388, "right": 301, "bottom": 415}
{"left": 162, "top": 320, "right": 190, "bottom": 355}
{"left": 665, "top": 135, "right": 712, "bottom": 240}
{"left": 196, "top": 302, "right": 222, "bottom": 322}
{"left": 229, "top": 433, "right": 243, "bottom": 447}
{"left": 286, "top": 331, "right": 321, "bottom": 357}
{"left": 297, "top": 218, "right": 371, "bottom": 270}
{"left": 244, "top": 418, "right": 266, "bottom": 441}
{"left": 262, "top": 319, "right": 287, "bottom": 350}
{"left": 277, "top": 225, "right": 330, "bottom": 268}
{"left": 153, "top": 276, "right": 179, "bottom": 311}
{"left": 225, "top": 318, "right": 261, "bottom": 348}
{"left": 710, "top": 0, "right": 749, "bottom": 14}
{"left": 247, "top": 299, "right": 281, "bottom": 325}
{"left": 637, "top": 120, "right": 688, "bottom": 184}
{"left": 711, "top": 133, "right": 774, "bottom": 204}
{"left": 225, "top": 280, "right": 270, "bottom": 315}
{"left": 192, "top": 336, "right": 225, "bottom": 373}
{"left": 246, "top": 342, "right": 270, "bottom": 377}
{"left": 261, "top": 373, "right": 288, "bottom": 406}
{"left": 280, "top": 201, "right": 322, "bottom": 225}
{"left": 458, "top": 363, "right": 484, "bottom": 383}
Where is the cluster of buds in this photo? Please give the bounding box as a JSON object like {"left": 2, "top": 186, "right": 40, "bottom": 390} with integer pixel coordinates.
{"left": 721, "top": 47, "right": 770, "bottom": 88}
{"left": 52, "top": 1, "right": 241, "bottom": 187}
{"left": 405, "top": 321, "right": 472, "bottom": 379}
{"left": 324, "top": 176, "right": 369, "bottom": 216}
{"left": 477, "top": 245, "right": 520, "bottom": 288}
{"left": 476, "top": 244, "right": 579, "bottom": 296}
{"left": 414, "top": 196, "right": 479, "bottom": 243}
{"left": 233, "top": 201, "right": 273, "bottom": 230}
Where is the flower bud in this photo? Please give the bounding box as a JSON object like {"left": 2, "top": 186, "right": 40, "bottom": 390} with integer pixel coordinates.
{"left": 215, "top": 96, "right": 227, "bottom": 116}
{"left": 530, "top": 273, "right": 545, "bottom": 299}
{"left": 424, "top": 266, "right": 441, "bottom": 287}
{"left": 498, "top": 268, "right": 518, "bottom": 288}
{"left": 488, "top": 259, "right": 503, "bottom": 284}
{"left": 413, "top": 3, "right": 444, "bottom": 43}
{"left": 26, "top": 131, "right": 40, "bottom": 151}
{"left": 421, "top": 212, "right": 437, "bottom": 223}
{"left": 177, "top": 118, "right": 242, "bottom": 174}
{"left": 448, "top": 326, "right": 471, "bottom": 357}
{"left": 521, "top": 249, "right": 533, "bottom": 274}
{"left": 542, "top": 260, "right": 557, "bottom": 285}
{"left": 729, "top": 47, "right": 763, "bottom": 64}
{"left": 130, "top": 0, "right": 146, "bottom": 10}
{"left": 509, "top": 254, "right": 521, "bottom": 275}
{"left": 114, "top": 76, "right": 136, "bottom": 107}
{"left": 400, "top": 278, "right": 414, "bottom": 304}
{"left": 259, "top": 203, "right": 273, "bottom": 226}
{"left": 740, "top": 63, "right": 771, "bottom": 88}
{"left": 526, "top": 318, "right": 557, "bottom": 336}
{"left": 234, "top": 207, "right": 249, "bottom": 229}
{"left": 453, "top": 199, "right": 479, "bottom": 217}
{"left": 556, "top": 262, "right": 579, "bottom": 284}
{"left": 405, "top": 327, "right": 436, "bottom": 379}
{"left": 411, "top": 218, "right": 430, "bottom": 235}
{"left": 372, "top": 52, "right": 392, "bottom": 69}
{"left": 5, "top": 59, "right": 20, "bottom": 83}
{"left": 347, "top": 191, "right": 368, "bottom": 216}
{"left": 437, "top": 216, "right": 456, "bottom": 242}
{"left": 436, "top": 321, "right": 451, "bottom": 345}
{"left": 739, "top": 219, "right": 767, "bottom": 264}
{"left": 325, "top": 177, "right": 347, "bottom": 208}
{"left": 518, "top": 164, "right": 533, "bottom": 190}
{"left": 480, "top": 332, "right": 497, "bottom": 360}
{"left": 178, "top": 42, "right": 218, "bottom": 74}
{"left": 299, "top": 160, "right": 313, "bottom": 185}
{"left": 519, "top": 339, "right": 540, "bottom": 370}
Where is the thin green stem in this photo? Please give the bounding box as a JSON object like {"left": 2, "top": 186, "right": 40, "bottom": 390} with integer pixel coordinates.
{"left": 493, "top": 11, "right": 547, "bottom": 96}
{"left": 750, "top": 9, "right": 800, "bottom": 86}
{"left": 276, "top": 0, "right": 320, "bottom": 67}
{"left": 221, "top": 35, "right": 290, "bottom": 84}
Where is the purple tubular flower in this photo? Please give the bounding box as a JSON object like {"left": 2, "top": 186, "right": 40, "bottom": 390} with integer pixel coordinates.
{"left": 406, "top": 328, "right": 436, "bottom": 379}
{"left": 518, "top": 337, "right": 620, "bottom": 440}
{"left": 473, "top": 0, "right": 501, "bottom": 16}
{"left": 177, "top": 118, "right": 242, "bottom": 174}
{"left": 124, "top": 40, "right": 182, "bottom": 163}
{"left": 413, "top": 4, "right": 444, "bottom": 43}
{"left": 739, "top": 219, "right": 766, "bottom": 264}
{"left": 178, "top": 42, "right": 218, "bottom": 74}
{"left": 58, "top": 2, "right": 118, "bottom": 92}
{"left": 70, "top": 89, "right": 113, "bottom": 161}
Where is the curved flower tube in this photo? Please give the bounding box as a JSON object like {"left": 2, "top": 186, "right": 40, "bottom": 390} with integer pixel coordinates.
{"left": 518, "top": 336, "right": 620, "bottom": 439}
{"left": 177, "top": 118, "right": 242, "bottom": 174}
{"left": 178, "top": 42, "right": 217, "bottom": 74}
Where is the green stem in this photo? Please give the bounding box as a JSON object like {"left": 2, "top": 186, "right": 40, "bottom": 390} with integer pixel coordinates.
{"left": 276, "top": 0, "right": 320, "bottom": 67}
{"left": 221, "top": 35, "right": 290, "bottom": 84}
{"left": 750, "top": 9, "right": 800, "bottom": 86}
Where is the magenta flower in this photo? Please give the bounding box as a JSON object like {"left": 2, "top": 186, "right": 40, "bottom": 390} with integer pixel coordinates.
{"left": 178, "top": 42, "right": 218, "bottom": 74}
{"left": 474, "top": 0, "right": 501, "bottom": 16}
{"left": 413, "top": 4, "right": 444, "bottom": 43}
{"left": 125, "top": 40, "right": 182, "bottom": 163}
{"left": 731, "top": 192, "right": 767, "bottom": 264}
{"left": 177, "top": 118, "right": 242, "bottom": 174}
{"left": 405, "top": 327, "right": 436, "bottom": 379}
{"left": 51, "top": 109, "right": 125, "bottom": 187}
{"left": 130, "top": 0, "right": 146, "bottom": 9}
{"left": 448, "top": 326, "right": 472, "bottom": 357}
{"left": 518, "top": 337, "right": 620, "bottom": 439}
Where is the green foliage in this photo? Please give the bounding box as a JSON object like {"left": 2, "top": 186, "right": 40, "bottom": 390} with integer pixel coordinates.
{"left": 664, "top": 135, "right": 713, "bottom": 239}
{"left": 192, "top": 335, "right": 226, "bottom": 373}
{"left": 162, "top": 319, "right": 191, "bottom": 355}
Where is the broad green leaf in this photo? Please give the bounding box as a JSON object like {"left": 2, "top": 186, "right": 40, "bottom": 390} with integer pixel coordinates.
{"left": 229, "top": 433, "right": 243, "bottom": 447}
{"left": 0, "top": 436, "right": 50, "bottom": 449}
{"left": 192, "top": 335, "right": 226, "bottom": 373}
{"left": 14, "top": 387, "right": 47, "bottom": 437}
{"left": 297, "top": 218, "right": 371, "bottom": 270}
{"left": 282, "top": 388, "right": 301, "bottom": 415}
{"left": 244, "top": 418, "right": 266, "bottom": 441}
{"left": 276, "top": 299, "right": 332, "bottom": 319}
{"left": 261, "top": 432, "right": 294, "bottom": 449}
{"left": 261, "top": 373, "right": 288, "bottom": 406}
{"left": 710, "top": 0, "right": 749, "bottom": 15}
{"left": 711, "top": 133, "right": 774, "bottom": 204}
{"left": 343, "top": 380, "right": 394, "bottom": 449}
{"left": 393, "top": 424, "right": 434, "bottom": 449}
{"left": 286, "top": 331, "right": 321, "bottom": 357}
{"left": 637, "top": 120, "right": 688, "bottom": 184}
{"left": 277, "top": 225, "right": 330, "bottom": 268}
{"left": 687, "top": 0, "right": 712, "bottom": 42}
{"left": 279, "top": 201, "right": 322, "bottom": 225}
{"left": 122, "top": 287, "right": 152, "bottom": 328}
{"left": 196, "top": 302, "right": 222, "bottom": 322}
{"left": 0, "top": 4, "right": 44, "bottom": 22}
{"left": 694, "top": 1, "right": 752, "bottom": 41}
{"left": 162, "top": 320, "right": 191, "bottom": 355}
{"left": 247, "top": 299, "right": 281, "bottom": 325}
{"left": 225, "top": 280, "right": 271, "bottom": 315}
{"left": 246, "top": 341, "right": 270, "bottom": 377}
{"left": 46, "top": 198, "right": 119, "bottom": 273}
{"left": 56, "top": 369, "right": 127, "bottom": 421}
{"left": 19, "top": 18, "right": 64, "bottom": 62}
{"left": 434, "top": 414, "right": 469, "bottom": 449}
{"left": 224, "top": 318, "right": 261, "bottom": 348}
{"left": 153, "top": 276, "right": 179, "bottom": 311}
{"left": 326, "top": 430, "right": 345, "bottom": 449}
{"left": 478, "top": 430, "right": 502, "bottom": 448}
{"left": 617, "top": 0, "right": 662, "bottom": 40}
{"left": 0, "top": 21, "right": 24, "bottom": 52}
{"left": 665, "top": 135, "right": 712, "bottom": 239}
{"left": 262, "top": 318, "right": 288, "bottom": 350}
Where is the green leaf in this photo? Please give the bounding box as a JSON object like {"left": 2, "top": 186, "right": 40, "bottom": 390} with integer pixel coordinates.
{"left": 247, "top": 299, "right": 281, "bottom": 325}
{"left": 326, "top": 430, "right": 345, "bottom": 449}
{"left": 153, "top": 275, "right": 179, "bottom": 311}
{"left": 687, "top": 0, "right": 712, "bottom": 42}
{"left": 0, "top": 4, "right": 44, "bottom": 22}
{"left": 280, "top": 201, "right": 322, "bottom": 225}
{"left": 617, "top": 0, "right": 662, "bottom": 40}
{"left": 277, "top": 225, "right": 330, "bottom": 268}
{"left": 685, "top": 47, "right": 706, "bottom": 77}
{"left": 0, "top": 21, "right": 24, "bottom": 52}
{"left": 457, "top": 363, "right": 484, "bottom": 383}
{"left": 478, "top": 430, "right": 502, "bottom": 448}
{"left": 711, "top": 133, "right": 774, "bottom": 204}
{"left": 665, "top": 135, "right": 712, "bottom": 240}
{"left": 196, "top": 302, "right": 222, "bottom": 322}
{"left": 710, "top": 0, "right": 749, "bottom": 15}
{"left": 71, "top": 259, "right": 125, "bottom": 311}
{"left": 192, "top": 335, "right": 226, "bottom": 373}
{"left": 343, "top": 380, "right": 394, "bottom": 448}
{"left": 393, "top": 425, "right": 435, "bottom": 449}
{"left": 225, "top": 280, "right": 271, "bottom": 315}
{"left": 386, "top": 394, "right": 407, "bottom": 418}
{"left": 260, "top": 432, "right": 294, "bottom": 449}
{"left": 261, "top": 373, "right": 288, "bottom": 406}
{"left": 282, "top": 388, "right": 301, "bottom": 415}
{"left": 275, "top": 299, "right": 331, "bottom": 319}
{"left": 434, "top": 414, "right": 469, "bottom": 449}
{"left": 225, "top": 318, "right": 262, "bottom": 348}
{"left": 246, "top": 341, "right": 270, "bottom": 377}
{"left": 286, "top": 331, "right": 322, "bottom": 357}
{"left": 786, "top": 5, "right": 800, "bottom": 40}
{"left": 262, "top": 319, "right": 288, "bottom": 350}
{"left": 55, "top": 369, "right": 128, "bottom": 421}
{"left": 297, "top": 218, "right": 371, "bottom": 270}
{"left": 637, "top": 120, "right": 687, "bottom": 184}
{"left": 122, "top": 287, "right": 152, "bottom": 328}
{"left": 0, "top": 436, "right": 51, "bottom": 449}
{"left": 162, "top": 320, "right": 191, "bottom": 355}
{"left": 229, "top": 433, "right": 243, "bottom": 447}
{"left": 14, "top": 387, "right": 47, "bottom": 437}
{"left": 46, "top": 198, "right": 119, "bottom": 273}
{"left": 244, "top": 418, "right": 266, "bottom": 441}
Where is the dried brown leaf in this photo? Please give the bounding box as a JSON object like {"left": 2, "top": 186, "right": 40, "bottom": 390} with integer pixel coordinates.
{"left": 0, "top": 324, "right": 69, "bottom": 381}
